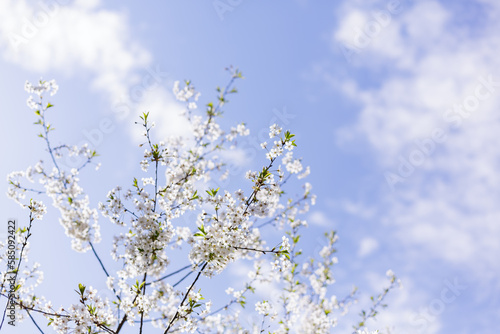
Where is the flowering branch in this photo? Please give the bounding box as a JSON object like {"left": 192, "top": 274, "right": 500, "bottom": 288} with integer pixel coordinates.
{"left": 353, "top": 270, "right": 401, "bottom": 332}
{"left": 2, "top": 73, "right": 399, "bottom": 334}
{"left": 0, "top": 200, "right": 44, "bottom": 330}
{"left": 26, "top": 80, "right": 62, "bottom": 178}
{"left": 164, "top": 262, "right": 208, "bottom": 333}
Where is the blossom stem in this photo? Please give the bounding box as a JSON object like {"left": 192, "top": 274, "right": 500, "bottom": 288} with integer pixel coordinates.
{"left": 115, "top": 272, "right": 147, "bottom": 333}
{"left": 0, "top": 210, "right": 35, "bottom": 330}
{"left": 146, "top": 264, "right": 193, "bottom": 286}
{"left": 153, "top": 160, "right": 159, "bottom": 212}
{"left": 232, "top": 245, "right": 282, "bottom": 255}
{"left": 243, "top": 158, "right": 276, "bottom": 215}
{"left": 89, "top": 241, "right": 110, "bottom": 277}
{"left": 139, "top": 273, "right": 147, "bottom": 334}
{"left": 89, "top": 241, "right": 121, "bottom": 301}
{"left": 164, "top": 262, "right": 208, "bottom": 333}
{"left": 0, "top": 293, "right": 70, "bottom": 318}
{"left": 256, "top": 195, "right": 307, "bottom": 228}
{"left": 172, "top": 264, "right": 201, "bottom": 288}
{"left": 39, "top": 98, "right": 62, "bottom": 179}
{"left": 10, "top": 182, "right": 45, "bottom": 195}
{"left": 259, "top": 314, "right": 266, "bottom": 333}
{"left": 77, "top": 157, "right": 94, "bottom": 172}
{"left": 27, "top": 309, "right": 45, "bottom": 334}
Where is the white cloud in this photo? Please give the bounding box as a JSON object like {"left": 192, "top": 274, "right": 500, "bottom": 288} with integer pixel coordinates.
{"left": 340, "top": 200, "right": 376, "bottom": 220}
{"left": 130, "top": 86, "right": 191, "bottom": 143}
{"left": 308, "top": 210, "right": 335, "bottom": 227}
{"left": 358, "top": 236, "right": 379, "bottom": 257}
{"left": 335, "top": 274, "right": 440, "bottom": 334}
{"left": 333, "top": 10, "right": 370, "bottom": 45}
{"left": 372, "top": 276, "right": 441, "bottom": 334}
{"left": 0, "top": 0, "right": 151, "bottom": 100}
{"left": 327, "top": 0, "right": 500, "bottom": 275}
{"left": 218, "top": 148, "right": 252, "bottom": 168}
{"left": 0, "top": 0, "right": 194, "bottom": 149}
{"left": 322, "top": 2, "right": 500, "bottom": 331}
{"left": 227, "top": 261, "right": 282, "bottom": 308}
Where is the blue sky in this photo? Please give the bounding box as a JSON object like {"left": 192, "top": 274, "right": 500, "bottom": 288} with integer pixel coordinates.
{"left": 1, "top": 0, "right": 499, "bottom": 333}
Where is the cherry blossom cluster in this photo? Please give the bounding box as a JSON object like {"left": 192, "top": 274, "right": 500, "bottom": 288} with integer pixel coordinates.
{"left": 7, "top": 80, "right": 101, "bottom": 252}
{"left": 42, "top": 284, "right": 116, "bottom": 334}
{"left": 0, "top": 201, "right": 46, "bottom": 326}
{"left": 1, "top": 70, "right": 399, "bottom": 334}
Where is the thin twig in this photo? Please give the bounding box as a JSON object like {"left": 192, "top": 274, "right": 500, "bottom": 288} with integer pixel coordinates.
{"left": 115, "top": 272, "right": 147, "bottom": 334}
{"left": 0, "top": 211, "right": 35, "bottom": 329}
{"left": 0, "top": 294, "right": 70, "bottom": 318}
{"left": 146, "top": 264, "right": 193, "bottom": 286}
{"left": 89, "top": 241, "right": 121, "bottom": 302}
{"left": 27, "top": 309, "right": 45, "bottom": 334}
{"left": 139, "top": 273, "right": 148, "bottom": 334}
{"left": 89, "top": 241, "right": 110, "bottom": 277}
{"left": 164, "top": 262, "right": 208, "bottom": 333}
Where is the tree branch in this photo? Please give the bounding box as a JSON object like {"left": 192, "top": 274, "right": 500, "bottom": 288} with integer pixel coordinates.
{"left": 164, "top": 262, "right": 208, "bottom": 333}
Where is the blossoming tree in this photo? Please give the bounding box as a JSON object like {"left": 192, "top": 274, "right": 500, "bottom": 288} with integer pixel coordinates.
{"left": 1, "top": 69, "right": 399, "bottom": 334}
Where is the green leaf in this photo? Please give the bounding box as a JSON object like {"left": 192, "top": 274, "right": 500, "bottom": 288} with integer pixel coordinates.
{"left": 16, "top": 227, "right": 27, "bottom": 234}
{"left": 284, "top": 131, "right": 295, "bottom": 140}
{"left": 78, "top": 283, "right": 86, "bottom": 295}
{"left": 206, "top": 187, "right": 219, "bottom": 197}
{"left": 280, "top": 250, "right": 290, "bottom": 260}
{"left": 195, "top": 225, "right": 206, "bottom": 236}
